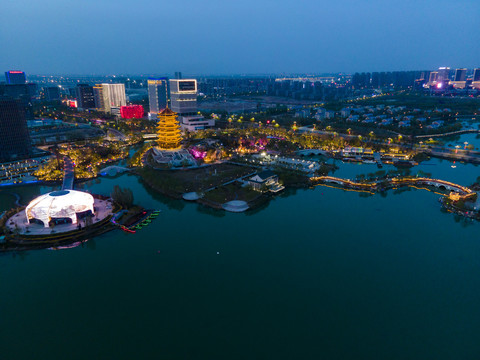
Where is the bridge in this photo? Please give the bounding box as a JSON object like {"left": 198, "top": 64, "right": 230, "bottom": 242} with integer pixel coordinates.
{"left": 106, "top": 128, "right": 128, "bottom": 141}
{"left": 415, "top": 129, "right": 479, "bottom": 139}
{"left": 311, "top": 176, "right": 474, "bottom": 198}
{"left": 98, "top": 166, "right": 130, "bottom": 177}
{"left": 312, "top": 176, "right": 375, "bottom": 190}
{"left": 390, "top": 177, "right": 473, "bottom": 195}
{"left": 297, "top": 149, "right": 329, "bottom": 156}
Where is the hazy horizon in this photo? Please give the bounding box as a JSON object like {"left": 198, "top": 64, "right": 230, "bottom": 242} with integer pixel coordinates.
{"left": 2, "top": 0, "right": 479, "bottom": 75}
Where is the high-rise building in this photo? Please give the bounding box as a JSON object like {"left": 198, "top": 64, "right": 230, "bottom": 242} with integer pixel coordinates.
{"left": 428, "top": 72, "right": 438, "bottom": 84}
{"left": 0, "top": 83, "right": 37, "bottom": 119}
{"left": 5, "top": 71, "right": 26, "bottom": 84}
{"left": 0, "top": 83, "right": 37, "bottom": 100}
{"left": 93, "top": 83, "right": 126, "bottom": 113}
{"left": 44, "top": 86, "right": 61, "bottom": 101}
{"left": 174, "top": 72, "right": 182, "bottom": 80}
{"left": 472, "top": 68, "right": 480, "bottom": 89}
{"left": 93, "top": 85, "right": 104, "bottom": 111}
{"left": 75, "top": 84, "right": 96, "bottom": 109}
{"left": 148, "top": 78, "right": 169, "bottom": 116}
{"left": 452, "top": 68, "right": 467, "bottom": 89}
{"left": 0, "top": 98, "right": 32, "bottom": 161}
{"left": 473, "top": 68, "right": 480, "bottom": 82}
{"left": 169, "top": 79, "right": 214, "bottom": 131}
{"left": 437, "top": 67, "right": 450, "bottom": 81}
{"left": 454, "top": 68, "right": 467, "bottom": 82}
{"left": 169, "top": 79, "right": 198, "bottom": 116}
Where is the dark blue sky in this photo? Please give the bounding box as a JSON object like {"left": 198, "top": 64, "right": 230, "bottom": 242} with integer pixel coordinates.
{"left": 2, "top": 0, "right": 479, "bottom": 75}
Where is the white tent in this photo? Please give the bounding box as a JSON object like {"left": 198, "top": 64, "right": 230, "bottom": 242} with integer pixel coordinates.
{"left": 25, "top": 190, "right": 95, "bottom": 227}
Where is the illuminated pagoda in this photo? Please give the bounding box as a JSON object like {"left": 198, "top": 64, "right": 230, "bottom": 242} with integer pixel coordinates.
{"left": 156, "top": 107, "right": 182, "bottom": 150}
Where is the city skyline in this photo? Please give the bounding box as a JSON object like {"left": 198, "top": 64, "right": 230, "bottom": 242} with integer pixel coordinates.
{"left": 1, "top": 0, "right": 479, "bottom": 75}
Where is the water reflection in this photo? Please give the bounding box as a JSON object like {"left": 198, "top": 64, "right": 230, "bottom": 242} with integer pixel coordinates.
{"left": 196, "top": 204, "right": 225, "bottom": 217}
{"left": 139, "top": 179, "right": 186, "bottom": 211}
{"left": 85, "top": 238, "right": 96, "bottom": 250}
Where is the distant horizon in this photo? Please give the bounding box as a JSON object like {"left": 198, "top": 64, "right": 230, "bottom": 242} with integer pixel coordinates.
{"left": 18, "top": 66, "right": 479, "bottom": 79}
{"left": 2, "top": 0, "right": 478, "bottom": 75}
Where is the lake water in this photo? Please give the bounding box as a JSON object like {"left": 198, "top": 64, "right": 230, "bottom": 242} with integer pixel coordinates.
{"left": 1, "top": 160, "right": 480, "bottom": 359}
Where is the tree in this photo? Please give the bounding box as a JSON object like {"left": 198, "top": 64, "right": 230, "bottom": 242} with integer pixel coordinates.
{"left": 111, "top": 185, "right": 134, "bottom": 209}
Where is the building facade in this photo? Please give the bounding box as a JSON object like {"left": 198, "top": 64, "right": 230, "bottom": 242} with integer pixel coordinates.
{"left": 472, "top": 68, "right": 480, "bottom": 90}
{"left": 75, "top": 84, "right": 96, "bottom": 109}
{"left": 5, "top": 71, "right": 26, "bottom": 84}
{"left": 169, "top": 79, "right": 215, "bottom": 131}
{"left": 120, "top": 105, "right": 144, "bottom": 119}
{"left": 0, "top": 98, "right": 32, "bottom": 161}
{"left": 169, "top": 79, "right": 198, "bottom": 116}
{"left": 428, "top": 72, "right": 438, "bottom": 84}
{"left": 44, "top": 86, "right": 61, "bottom": 101}
{"left": 452, "top": 68, "right": 467, "bottom": 89}
{"left": 454, "top": 68, "right": 467, "bottom": 81}
{"left": 437, "top": 67, "right": 450, "bottom": 82}
{"left": 148, "top": 78, "right": 169, "bottom": 117}
{"left": 473, "top": 68, "right": 480, "bottom": 82}
{"left": 93, "top": 83, "right": 126, "bottom": 113}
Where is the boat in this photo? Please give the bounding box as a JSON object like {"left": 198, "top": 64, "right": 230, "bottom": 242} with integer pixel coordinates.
{"left": 363, "top": 160, "right": 376, "bottom": 164}
{"left": 121, "top": 226, "right": 136, "bottom": 234}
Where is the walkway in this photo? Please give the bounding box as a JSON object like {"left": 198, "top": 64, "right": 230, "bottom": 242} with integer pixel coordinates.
{"left": 415, "top": 129, "right": 479, "bottom": 139}
{"left": 62, "top": 156, "right": 74, "bottom": 190}
{"left": 204, "top": 172, "right": 257, "bottom": 192}
{"left": 312, "top": 176, "right": 474, "bottom": 198}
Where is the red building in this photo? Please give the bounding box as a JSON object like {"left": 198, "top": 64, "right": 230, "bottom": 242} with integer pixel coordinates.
{"left": 120, "top": 105, "right": 144, "bottom": 119}
{"left": 67, "top": 100, "right": 78, "bottom": 108}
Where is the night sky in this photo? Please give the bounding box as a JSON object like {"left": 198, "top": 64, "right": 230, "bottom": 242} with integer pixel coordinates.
{"left": 1, "top": 0, "right": 479, "bottom": 75}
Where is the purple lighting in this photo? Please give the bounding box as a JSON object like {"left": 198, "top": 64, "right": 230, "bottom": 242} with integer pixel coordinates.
{"left": 189, "top": 147, "right": 207, "bottom": 159}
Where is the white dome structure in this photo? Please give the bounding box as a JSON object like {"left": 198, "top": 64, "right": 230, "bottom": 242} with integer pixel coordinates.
{"left": 25, "top": 190, "right": 95, "bottom": 227}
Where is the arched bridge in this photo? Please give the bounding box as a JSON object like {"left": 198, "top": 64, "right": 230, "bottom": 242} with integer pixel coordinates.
{"left": 311, "top": 176, "right": 474, "bottom": 198}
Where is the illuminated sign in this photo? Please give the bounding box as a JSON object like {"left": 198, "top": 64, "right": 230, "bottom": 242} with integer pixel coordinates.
{"left": 67, "top": 100, "right": 78, "bottom": 108}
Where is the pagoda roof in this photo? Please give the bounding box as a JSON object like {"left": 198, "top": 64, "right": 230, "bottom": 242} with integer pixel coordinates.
{"left": 159, "top": 107, "right": 176, "bottom": 115}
